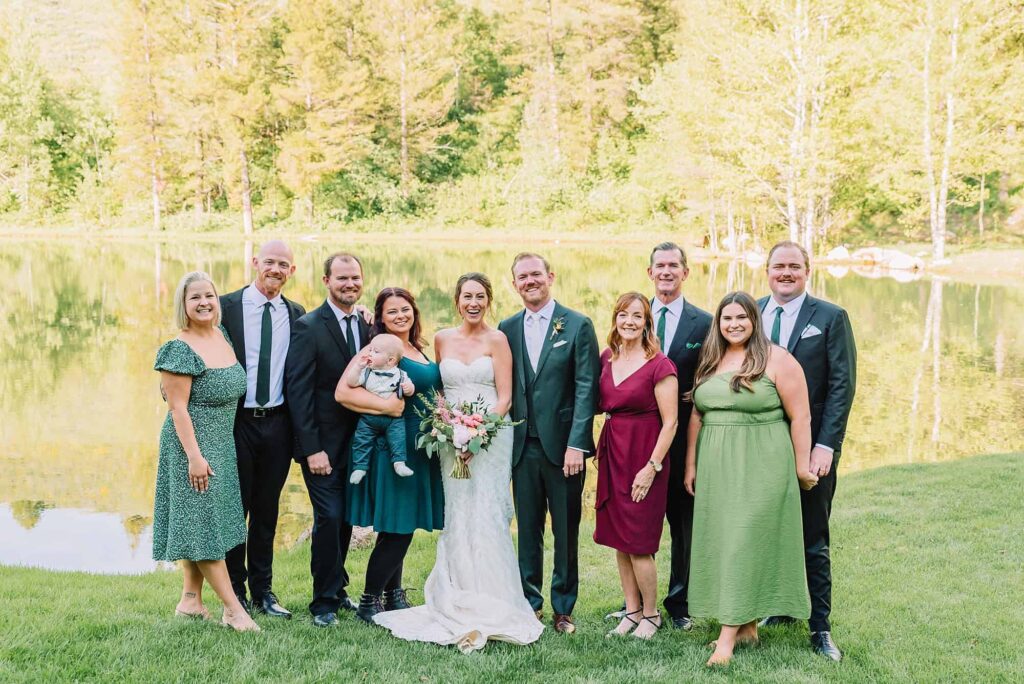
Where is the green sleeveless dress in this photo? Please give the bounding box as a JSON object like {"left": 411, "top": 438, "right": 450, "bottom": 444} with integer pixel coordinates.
{"left": 688, "top": 373, "right": 810, "bottom": 624}
{"left": 152, "top": 336, "right": 247, "bottom": 562}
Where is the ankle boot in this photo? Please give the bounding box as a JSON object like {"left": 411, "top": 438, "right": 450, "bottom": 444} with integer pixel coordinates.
{"left": 355, "top": 593, "right": 384, "bottom": 624}
{"left": 383, "top": 588, "right": 411, "bottom": 611}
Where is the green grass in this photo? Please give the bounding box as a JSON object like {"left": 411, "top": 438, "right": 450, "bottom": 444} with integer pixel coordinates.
{"left": 2, "top": 453, "right": 1022, "bottom": 683}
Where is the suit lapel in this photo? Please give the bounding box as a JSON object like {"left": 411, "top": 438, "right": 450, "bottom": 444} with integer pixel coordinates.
{"left": 320, "top": 301, "right": 348, "bottom": 357}
{"left": 532, "top": 302, "right": 564, "bottom": 379}
{"left": 507, "top": 311, "right": 527, "bottom": 389}
{"left": 283, "top": 295, "right": 301, "bottom": 325}
{"left": 224, "top": 288, "right": 247, "bottom": 370}
{"left": 787, "top": 295, "right": 818, "bottom": 353}
{"left": 666, "top": 299, "right": 698, "bottom": 358}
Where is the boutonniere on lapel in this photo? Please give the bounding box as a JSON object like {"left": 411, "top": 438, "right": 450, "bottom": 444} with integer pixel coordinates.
{"left": 549, "top": 316, "right": 567, "bottom": 340}
{"left": 685, "top": 342, "right": 701, "bottom": 350}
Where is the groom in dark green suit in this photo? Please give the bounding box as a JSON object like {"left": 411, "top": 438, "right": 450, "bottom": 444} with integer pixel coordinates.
{"left": 758, "top": 240, "right": 857, "bottom": 662}
{"left": 499, "top": 253, "right": 600, "bottom": 635}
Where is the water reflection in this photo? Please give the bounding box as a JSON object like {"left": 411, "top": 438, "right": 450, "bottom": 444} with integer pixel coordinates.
{"left": 1, "top": 238, "right": 1022, "bottom": 573}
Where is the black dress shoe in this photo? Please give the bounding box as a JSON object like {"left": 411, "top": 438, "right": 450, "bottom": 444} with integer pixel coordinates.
{"left": 312, "top": 612, "right": 338, "bottom": 628}
{"left": 253, "top": 592, "right": 292, "bottom": 619}
{"left": 383, "top": 588, "right": 411, "bottom": 611}
{"left": 671, "top": 616, "right": 694, "bottom": 631}
{"left": 356, "top": 593, "right": 385, "bottom": 624}
{"left": 758, "top": 615, "right": 796, "bottom": 628}
{"left": 235, "top": 593, "right": 252, "bottom": 615}
{"left": 811, "top": 631, "right": 843, "bottom": 661}
{"left": 339, "top": 595, "right": 358, "bottom": 612}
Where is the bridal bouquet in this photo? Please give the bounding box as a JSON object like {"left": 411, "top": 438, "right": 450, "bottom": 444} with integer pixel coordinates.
{"left": 415, "top": 390, "right": 519, "bottom": 479}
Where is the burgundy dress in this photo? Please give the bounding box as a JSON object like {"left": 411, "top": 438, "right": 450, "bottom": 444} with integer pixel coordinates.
{"left": 593, "top": 349, "right": 677, "bottom": 555}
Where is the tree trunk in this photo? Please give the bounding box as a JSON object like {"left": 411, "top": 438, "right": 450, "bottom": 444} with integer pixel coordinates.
{"left": 787, "top": 0, "right": 807, "bottom": 243}
{"left": 141, "top": 0, "right": 161, "bottom": 231}
{"left": 978, "top": 174, "right": 985, "bottom": 236}
{"left": 545, "top": 0, "right": 562, "bottom": 166}
{"left": 240, "top": 148, "right": 253, "bottom": 235}
{"left": 194, "top": 135, "right": 205, "bottom": 226}
{"left": 934, "top": 5, "right": 959, "bottom": 262}
{"left": 726, "top": 197, "right": 736, "bottom": 254}
{"left": 398, "top": 2, "right": 411, "bottom": 199}
{"left": 708, "top": 194, "right": 719, "bottom": 252}
{"left": 922, "top": 1, "right": 938, "bottom": 251}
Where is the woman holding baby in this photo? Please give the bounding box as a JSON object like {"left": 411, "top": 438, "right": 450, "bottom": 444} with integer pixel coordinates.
{"left": 336, "top": 287, "right": 445, "bottom": 624}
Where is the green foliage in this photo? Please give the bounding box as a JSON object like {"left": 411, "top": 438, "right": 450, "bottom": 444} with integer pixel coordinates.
{"left": 0, "top": 0, "right": 1023, "bottom": 251}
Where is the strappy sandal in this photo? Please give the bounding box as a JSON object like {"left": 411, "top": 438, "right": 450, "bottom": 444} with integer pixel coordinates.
{"left": 632, "top": 613, "right": 662, "bottom": 639}
{"left": 605, "top": 608, "right": 642, "bottom": 637}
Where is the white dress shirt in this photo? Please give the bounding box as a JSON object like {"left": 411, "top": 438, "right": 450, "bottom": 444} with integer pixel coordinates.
{"left": 761, "top": 291, "right": 833, "bottom": 455}
{"left": 523, "top": 298, "right": 556, "bottom": 372}
{"left": 242, "top": 283, "right": 290, "bottom": 408}
{"left": 761, "top": 291, "right": 807, "bottom": 348}
{"left": 327, "top": 298, "right": 362, "bottom": 352}
{"left": 651, "top": 295, "right": 685, "bottom": 353}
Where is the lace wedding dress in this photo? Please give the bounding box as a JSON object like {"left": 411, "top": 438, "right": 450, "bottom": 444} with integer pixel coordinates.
{"left": 373, "top": 356, "right": 544, "bottom": 653}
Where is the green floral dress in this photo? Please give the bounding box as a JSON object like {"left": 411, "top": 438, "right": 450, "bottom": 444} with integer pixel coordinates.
{"left": 152, "top": 335, "right": 247, "bottom": 562}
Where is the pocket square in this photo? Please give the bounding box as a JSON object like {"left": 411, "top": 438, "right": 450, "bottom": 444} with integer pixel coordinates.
{"left": 553, "top": 340, "right": 568, "bottom": 348}
{"left": 800, "top": 325, "right": 822, "bottom": 339}
{"left": 685, "top": 342, "right": 701, "bottom": 349}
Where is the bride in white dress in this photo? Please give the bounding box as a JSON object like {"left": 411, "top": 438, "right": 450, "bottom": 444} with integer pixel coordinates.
{"left": 373, "top": 273, "right": 544, "bottom": 653}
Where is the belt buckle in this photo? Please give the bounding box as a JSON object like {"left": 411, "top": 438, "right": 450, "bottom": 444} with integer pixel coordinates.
{"left": 253, "top": 407, "right": 267, "bottom": 418}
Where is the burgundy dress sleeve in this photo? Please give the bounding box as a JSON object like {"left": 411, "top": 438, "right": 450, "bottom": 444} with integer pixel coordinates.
{"left": 652, "top": 352, "right": 678, "bottom": 384}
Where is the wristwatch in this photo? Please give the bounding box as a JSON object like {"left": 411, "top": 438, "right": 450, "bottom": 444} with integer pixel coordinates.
{"left": 647, "top": 459, "right": 662, "bottom": 473}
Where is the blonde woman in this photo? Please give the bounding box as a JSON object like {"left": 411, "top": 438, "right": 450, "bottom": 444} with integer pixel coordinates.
{"left": 153, "top": 271, "right": 258, "bottom": 632}
{"left": 684, "top": 291, "right": 817, "bottom": 665}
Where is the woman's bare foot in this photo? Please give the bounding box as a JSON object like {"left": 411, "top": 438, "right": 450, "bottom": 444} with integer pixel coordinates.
{"left": 706, "top": 635, "right": 736, "bottom": 667}
{"left": 221, "top": 608, "right": 261, "bottom": 632}
{"left": 175, "top": 593, "right": 210, "bottom": 620}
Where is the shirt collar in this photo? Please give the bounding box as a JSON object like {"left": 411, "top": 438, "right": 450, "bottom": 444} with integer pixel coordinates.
{"left": 244, "top": 283, "right": 283, "bottom": 309}
{"left": 525, "top": 298, "right": 557, "bottom": 323}
{"left": 651, "top": 294, "right": 685, "bottom": 318}
{"left": 769, "top": 291, "right": 807, "bottom": 317}
{"left": 327, "top": 298, "right": 357, "bottom": 323}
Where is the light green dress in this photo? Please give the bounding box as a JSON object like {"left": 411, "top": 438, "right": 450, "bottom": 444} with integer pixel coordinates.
{"left": 152, "top": 335, "right": 247, "bottom": 562}
{"left": 689, "top": 372, "right": 810, "bottom": 624}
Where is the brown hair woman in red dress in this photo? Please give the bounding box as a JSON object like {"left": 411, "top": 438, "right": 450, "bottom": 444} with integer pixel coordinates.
{"left": 594, "top": 292, "right": 679, "bottom": 639}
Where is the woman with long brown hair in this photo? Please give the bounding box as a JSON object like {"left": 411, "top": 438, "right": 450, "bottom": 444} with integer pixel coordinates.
{"left": 683, "top": 291, "right": 818, "bottom": 666}
{"left": 594, "top": 292, "right": 679, "bottom": 639}
{"left": 336, "top": 287, "right": 445, "bottom": 622}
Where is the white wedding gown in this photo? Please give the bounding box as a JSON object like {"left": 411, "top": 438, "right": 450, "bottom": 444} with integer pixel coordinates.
{"left": 373, "top": 356, "right": 544, "bottom": 653}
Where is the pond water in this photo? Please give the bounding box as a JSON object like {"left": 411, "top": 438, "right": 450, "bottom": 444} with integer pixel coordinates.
{"left": 1, "top": 237, "right": 1021, "bottom": 573}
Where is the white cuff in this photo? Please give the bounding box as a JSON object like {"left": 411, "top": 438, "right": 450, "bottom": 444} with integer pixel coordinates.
{"left": 568, "top": 446, "right": 588, "bottom": 455}
{"left": 813, "top": 443, "right": 835, "bottom": 454}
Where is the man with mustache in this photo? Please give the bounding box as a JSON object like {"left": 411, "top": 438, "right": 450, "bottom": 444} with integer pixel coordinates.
{"left": 220, "top": 240, "right": 305, "bottom": 619}
{"left": 499, "top": 253, "right": 600, "bottom": 634}
{"left": 758, "top": 240, "right": 857, "bottom": 661}
{"left": 286, "top": 253, "right": 398, "bottom": 627}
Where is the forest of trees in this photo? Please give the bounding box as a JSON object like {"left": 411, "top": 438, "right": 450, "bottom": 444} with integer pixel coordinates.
{"left": 1, "top": 0, "right": 1022, "bottom": 258}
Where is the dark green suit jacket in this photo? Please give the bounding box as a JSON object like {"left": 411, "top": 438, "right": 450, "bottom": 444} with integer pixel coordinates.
{"left": 758, "top": 294, "right": 857, "bottom": 453}
{"left": 499, "top": 302, "right": 601, "bottom": 468}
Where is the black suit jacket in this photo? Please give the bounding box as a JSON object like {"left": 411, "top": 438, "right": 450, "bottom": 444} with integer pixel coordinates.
{"left": 659, "top": 299, "right": 713, "bottom": 460}
{"left": 758, "top": 294, "right": 857, "bottom": 453}
{"left": 220, "top": 286, "right": 306, "bottom": 410}
{"left": 285, "top": 301, "right": 371, "bottom": 464}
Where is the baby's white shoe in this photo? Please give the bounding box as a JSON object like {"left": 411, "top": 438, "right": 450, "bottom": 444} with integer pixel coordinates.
{"left": 349, "top": 469, "right": 367, "bottom": 484}
{"left": 393, "top": 462, "right": 414, "bottom": 477}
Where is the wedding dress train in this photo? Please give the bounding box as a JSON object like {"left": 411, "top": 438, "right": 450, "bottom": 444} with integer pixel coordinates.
{"left": 373, "top": 356, "right": 543, "bottom": 653}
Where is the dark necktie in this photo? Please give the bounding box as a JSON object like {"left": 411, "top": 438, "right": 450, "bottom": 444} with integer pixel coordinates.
{"left": 656, "top": 307, "right": 668, "bottom": 351}
{"left": 255, "top": 302, "right": 273, "bottom": 406}
{"left": 770, "top": 306, "right": 784, "bottom": 345}
{"left": 344, "top": 314, "right": 357, "bottom": 358}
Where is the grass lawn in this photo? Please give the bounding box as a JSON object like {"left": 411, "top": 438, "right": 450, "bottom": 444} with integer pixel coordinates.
{"left": 1, "top": 453, "right": 1021, "bottom": 683}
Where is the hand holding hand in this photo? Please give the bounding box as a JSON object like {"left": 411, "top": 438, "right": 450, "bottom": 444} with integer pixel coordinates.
{"left": 809, "top": 446, "right": 834, "bottom": 477}
{"left": 631, "top": 465, "right": 656, "bottom": 502}
{"left": 683, "top": 466, "right": 696, "bottom": 496}
{"left": 307, "top": 451, "right": 332, "bottom": 476}
{"left": 188, "top": 456, "right": 215, "bottom": 493}
{"left": 797, "top": 469, "right": 819, "bottom": 491}
{"left": 562, "top": 448, "right": 584, "bottom": 478}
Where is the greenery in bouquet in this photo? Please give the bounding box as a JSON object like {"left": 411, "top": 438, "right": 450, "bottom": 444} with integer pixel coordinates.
{"left": 415, "top": 390, "right": 520, "bottom": 479}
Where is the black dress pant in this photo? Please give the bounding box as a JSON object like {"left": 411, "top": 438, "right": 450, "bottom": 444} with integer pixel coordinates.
{"left": 801, "top": 455, "right": 839, "bottom": 632}
{"left": 227, "top": 409, "right": 294, "bottom": 600}
{"left": 300, "top": 442, "right": 353, "bottom": 616}
{"left": 662, "top": 460, "right": 694, "bottom": 619}
{"left": 364, "top": 532, "right": 414, "bottom": 595}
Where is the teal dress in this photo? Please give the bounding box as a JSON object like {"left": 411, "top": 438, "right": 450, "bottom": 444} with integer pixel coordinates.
{"left": 688, "top": 373, "right": 811, "bottom": 624}
{"left": 347, "top": 357, "right": 445, "bottom": 533}
{"left": 152, "top": 335, "right": 247, "bottom": 561}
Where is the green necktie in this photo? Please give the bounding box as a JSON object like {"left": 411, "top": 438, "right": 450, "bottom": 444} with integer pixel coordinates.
{"left": 255, "top": 302, "right": 273, "bottom": 406}
{"left": 656, "top": 306, "right": 668, "bottom": 351}
{"left": 344, "top": 314, "right": 358, "bottom": 358}
{"left": 770, "top": 306, "right": 784, "bottom": 345}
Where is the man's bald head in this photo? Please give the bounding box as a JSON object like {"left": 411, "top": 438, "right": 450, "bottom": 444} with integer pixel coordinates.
{"left": 252, "top": 239, "right": 296, "bottom": 298}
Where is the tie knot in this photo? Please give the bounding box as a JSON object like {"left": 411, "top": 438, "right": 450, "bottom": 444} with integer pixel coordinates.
{"left": 264, "top": 301, "right": 273, "bottom": 310}
{"left": 775, "top": 306, "right": 784, "bottom": 315}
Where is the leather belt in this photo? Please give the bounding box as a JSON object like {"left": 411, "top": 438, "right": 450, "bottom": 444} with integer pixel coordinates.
{"left": 241, "top": 404, "right": 287, "bottom": 418}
